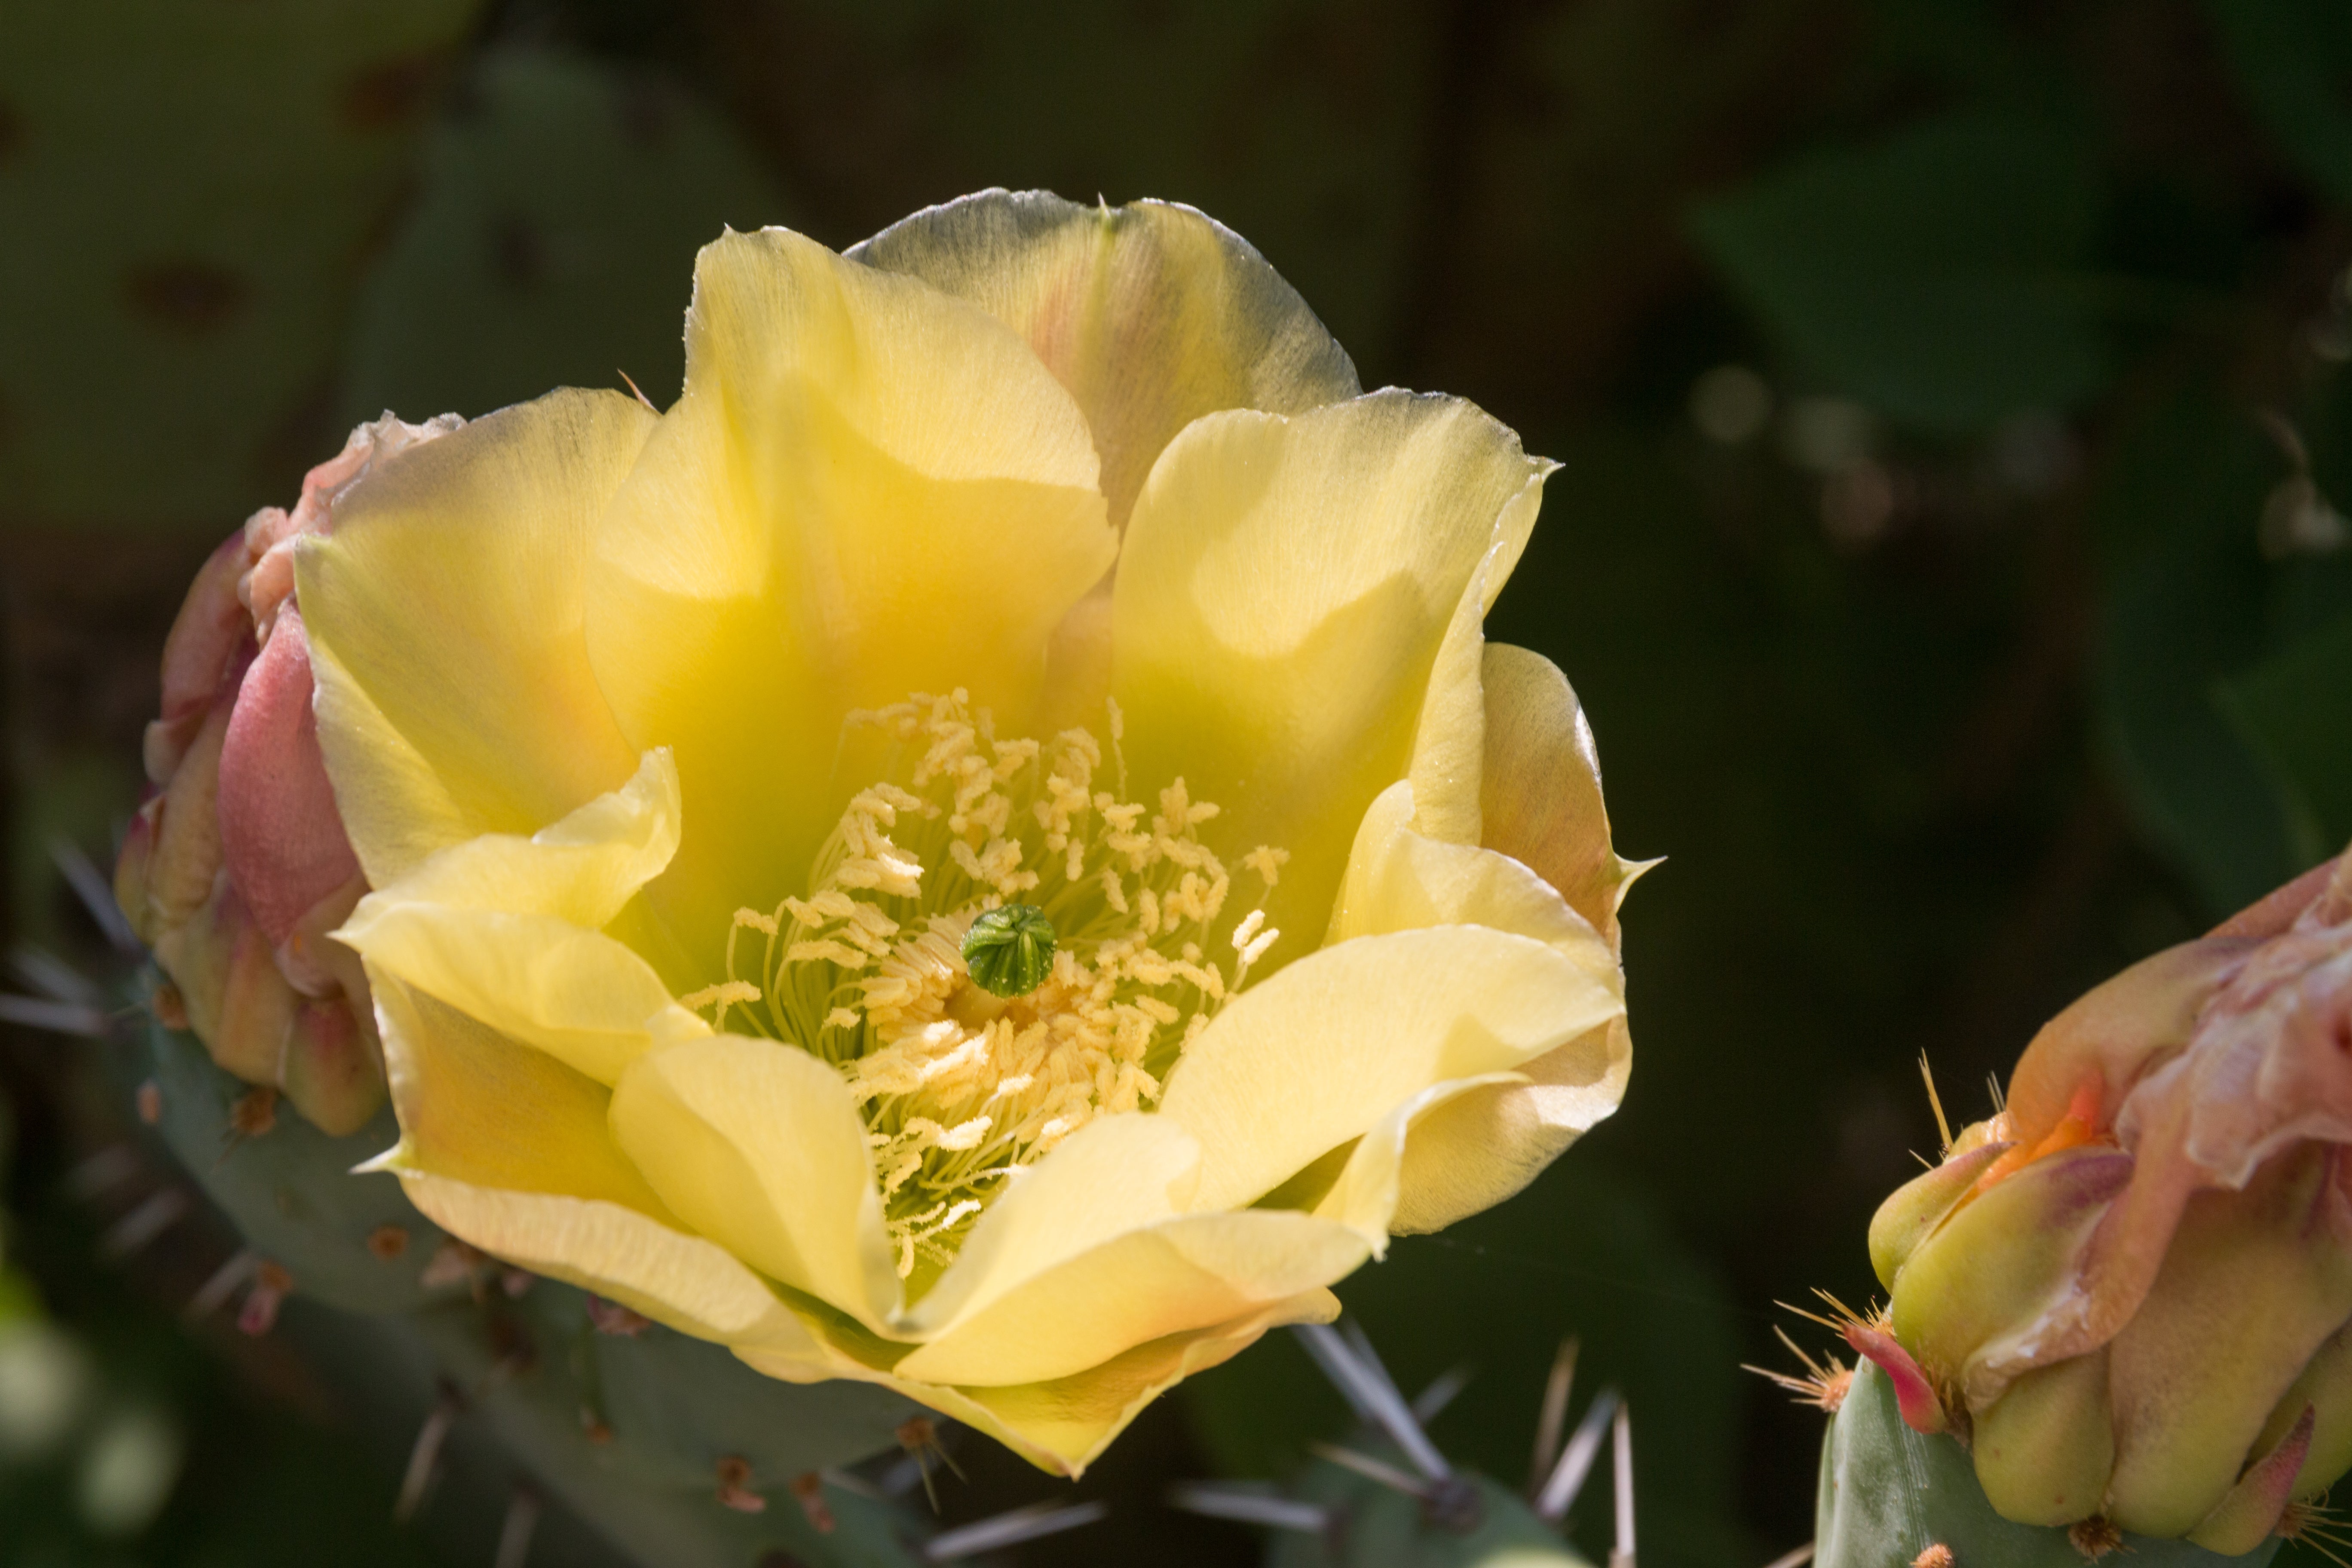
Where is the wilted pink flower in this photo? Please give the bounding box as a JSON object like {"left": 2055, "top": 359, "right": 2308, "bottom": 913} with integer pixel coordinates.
{"left": 1862, "top": 846, "right": 2352, "bottom": 1547}
{"left": 114, "top": 413, "right": 459, "bottom": 1135}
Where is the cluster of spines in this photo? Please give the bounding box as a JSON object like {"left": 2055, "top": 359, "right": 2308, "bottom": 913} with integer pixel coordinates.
{"left": 1173, "top": 1321, "right": 1641, "bottom": 1567}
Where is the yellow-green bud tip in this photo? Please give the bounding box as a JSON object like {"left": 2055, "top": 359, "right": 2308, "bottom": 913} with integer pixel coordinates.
{"left": 962, "top": 904, "right": 1056, "bottom": 998}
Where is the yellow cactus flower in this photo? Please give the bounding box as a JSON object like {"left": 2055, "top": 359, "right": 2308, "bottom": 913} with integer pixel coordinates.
{"left": 298, "top": 190, "right": 1638, "bottom": 1474}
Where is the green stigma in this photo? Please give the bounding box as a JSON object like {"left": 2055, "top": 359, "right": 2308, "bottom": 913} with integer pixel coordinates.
{"left": 961, "top": 904, "right": 1057, "bottom": 998}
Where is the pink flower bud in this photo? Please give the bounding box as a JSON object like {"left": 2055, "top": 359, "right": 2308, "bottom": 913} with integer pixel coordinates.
{"left": 1867, "top": 848, "right": 2352, "bottom": 1541}
{"left": 114, "top": 413, "right": 460, "bottom": 1136}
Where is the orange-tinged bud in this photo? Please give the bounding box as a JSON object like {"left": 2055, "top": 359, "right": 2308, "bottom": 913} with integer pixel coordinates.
{"left": 2264, "top": 1323, "right": 2352, "bottom": 1501}
{"left": 1864, "top": 845, "right": 2352, "bottom": 1540}
{"left": 278, "top": 999, "right": 383, "bottom": 1139}
{"left": 113, "top": 413, "right": 456, "bottom": 1133}
{"left": 1890, "top": 1143, "right": 2131, "bottom": 1396}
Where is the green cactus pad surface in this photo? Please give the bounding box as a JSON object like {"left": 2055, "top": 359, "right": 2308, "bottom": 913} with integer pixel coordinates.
{"left": 1819, "top": 1360, "right": 2283, "bottom": 1568}
{"left": 594, "top": 1316, "right": 922, "bottom": 1491}
{"left": 142, "top": 1019, "right": 447, "bottom": 1315}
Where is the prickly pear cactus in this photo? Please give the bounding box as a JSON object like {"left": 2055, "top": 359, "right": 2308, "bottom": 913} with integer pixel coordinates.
{"left": 1816, "top": 1360, "right": 2282, "bottom": 1568}
{"left": 0, "top": 0, "right": 486, "bottom": 533}
{"left": 1267, "top": 1459, "right": 1589, "bottom": 1568}
{"left": 1181, "top": 1326, "right": 1618, "bottom": 1568}
{"left": 141, "top": 1011, "right": 440, "bottom": 1316}
{"left": 135, "top": 1014, "right": 935, "bottom": 1568}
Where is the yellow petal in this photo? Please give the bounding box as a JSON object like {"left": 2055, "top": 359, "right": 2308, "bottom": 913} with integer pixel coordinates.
{"left": 946, "top": 1295, "right": 1338, "bottom": 1475}
{"left": 398, "top": 1170, "right": 817, "bottom": 1354}
{"left": 361, "top": 748, "right": 680, "bottom": 928}
{"left": 337, "top": 751, "right": 697, "bottom": 1085}
{"left": 607, "top": 1033, "right": 897, "bottom": 1327}
{"left": 298, "top": 389, "right": 654, "bottom": 886}
{"left": 581, "top": 227, "right": 1116, "bottom": 974}
{"left": 1313, "top": 1071, "right": 1534, "bottom": 1243}
{"left": 738, "top": 1292, "right": 1338, "bottom": 1479}
{"left": 1329, "top": 780, "right": 1609, "bottom": 954}
{"left": 1112, "top": 390, "right": 1549, "bottom": 964}
{"left": 896, "top": 1210, "right": 1366, "bottom": 1387}
{"left": 902, "top": 1111, "right": 1200, "bottom": 1338}
{"left": 1326, "top": 780, "right": 1631, "bottom": 1231}
{"left": 1159, "top": 924, "right": 1624, "bottom": 1214}
{"left": 369, "top": 972, "right": 673, "bottom": 1218}
{"left": 1384, "top": 1022, "right": 1632, "bottom": 1234}
{"left": 1399, "top": 534, "right": 1525, "bottom": 848}
{"left": 850, "top": 190, "right": 1360, "bottom": 527}
{"left": 1479, "top": 644, "right": 1645, "bottom": 949}
{"left": 346, "top": 907, "right": 698, "bottom": 1087}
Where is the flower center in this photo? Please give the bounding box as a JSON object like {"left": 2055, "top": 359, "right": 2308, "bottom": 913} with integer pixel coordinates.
{"left": 681, "top": 690, "right": 1287, "bottom": 1283}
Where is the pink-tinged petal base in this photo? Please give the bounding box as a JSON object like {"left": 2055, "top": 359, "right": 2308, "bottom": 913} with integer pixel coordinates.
{"left": 145, "top": 531, "right": 251, "bottom": 784}
{"left": 1845, "top": 1321, "right": 1947, "bottom": 1435}
{"left": 2187, "top": 1403, "right": 2315, "bottom": 1553}
{"left": 279, "top": 996, "right": 386, "bottom": 1139}
{"left": 115, "top": 415, "right": 456, "bottom": 1137}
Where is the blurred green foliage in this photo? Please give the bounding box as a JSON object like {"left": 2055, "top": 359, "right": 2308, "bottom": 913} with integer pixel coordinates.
{"left": 3, "top": 1, "right": 2351, "bottom": 1565}
{"left": 0, "top": 1071, "right": 450, "bottom": 1568}
{"left": 2205, "top": 0, "right": 2352, "bottom": 205}
{"left": 1692, "top": 108, "right": 2108, "bottom": 434}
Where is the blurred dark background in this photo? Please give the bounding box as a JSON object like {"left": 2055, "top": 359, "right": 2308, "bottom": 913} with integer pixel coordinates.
{"left": 3, "top": 1, "right": 2350, "bottom": 1564}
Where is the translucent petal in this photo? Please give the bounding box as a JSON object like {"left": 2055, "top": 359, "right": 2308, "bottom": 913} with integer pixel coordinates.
{"left": 1397, "top": 536, "right": 1516, "bottom": 848}
{"left": 942, "top": 1295, "right": 1338, "bottom": 1476}
{"left": 399, "top": 1170, "right": 818, "bottom": 1354}
{"left": 1477, "top": 644, "right": 1644, "bottom": 949}
{"left": 1158, "top": 923, "right": 1623, "bottom": 1214}
{"left": 582, "top": 228, "right": 1115, "bottom": 975}
{"left": 338, "top": 751, "right": 695, "bottom": 1085}
{"left": 851, "top": 190, "right": 1360, "bottom": 527}
{"left": 345, "top": 906, "right": 698, "bottom": 1087}
{"left": 895, "top": 1210, "right": 1366, "bottom": 1387}
{"left": 607, "top": 1032, "right": 898, "bottom": 1328}
{"left": 1326, "top": 780, "right": 1631, "bottom": 1232}
{"left": 298, "top": 389, "right": 654, "bottom": 885}
{"left": 900, "top": 1112, "right": 1201, "bottom": 1338}
{"left": 1312, "top": 1071, "right": 1532, "bottom": 1242}
{"left": 1112, "top": 389, "right": 1547, "bottom": 970}
{"left": 369, "top": 972, "right": 672, "bottom": 1218}
{"left": 738, "top": 1291, "right": 1336, "bottom": 1479}
{"left": 364, "top": 748, "right": 680, "bottom": 929}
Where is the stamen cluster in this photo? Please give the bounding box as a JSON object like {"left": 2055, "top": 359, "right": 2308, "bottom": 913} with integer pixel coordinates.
{"left": 683, "top": 691, "right": 1286, "bottom": 1281}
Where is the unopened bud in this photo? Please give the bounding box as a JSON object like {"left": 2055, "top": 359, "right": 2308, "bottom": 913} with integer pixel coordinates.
{"left": 114, "top": 415, "right": 458, "bottom": 1134}
{"left": 1858, "top": 848, "right": 2352, "bottom": 1542}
